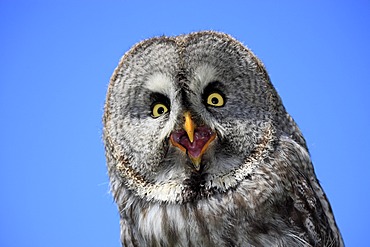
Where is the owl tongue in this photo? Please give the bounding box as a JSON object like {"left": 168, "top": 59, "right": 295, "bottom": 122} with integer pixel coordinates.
{"left": 170, "top": 126, "right": 216, "bottom": 159}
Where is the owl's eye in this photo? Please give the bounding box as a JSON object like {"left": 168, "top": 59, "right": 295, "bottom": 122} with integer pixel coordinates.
{"left": 206, "top": 92, "right": 225, "bottom": 107}
{"left": 151, "top": 102, "right": 169, "bottom": 118}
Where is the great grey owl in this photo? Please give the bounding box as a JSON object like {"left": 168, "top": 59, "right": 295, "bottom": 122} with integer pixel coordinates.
{"left": 103, "top": 31, "right": 343, "bottom": 247}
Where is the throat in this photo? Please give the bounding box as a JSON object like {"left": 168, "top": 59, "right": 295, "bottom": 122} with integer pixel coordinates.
{"left": 182, "top": 172, "right": 213, "bottom": 202}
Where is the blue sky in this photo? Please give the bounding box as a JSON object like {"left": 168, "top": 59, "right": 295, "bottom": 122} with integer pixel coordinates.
{"left": 0, "top": 1, "right": 369, "bottom": 246}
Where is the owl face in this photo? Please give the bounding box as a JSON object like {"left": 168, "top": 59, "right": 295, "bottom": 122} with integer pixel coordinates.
{"left": 104, "top": 32, "right": 280, "bottom": 203}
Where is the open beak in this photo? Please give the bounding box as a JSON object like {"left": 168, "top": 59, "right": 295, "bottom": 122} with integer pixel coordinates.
{"left": 170, "top": 112, "right": 216, "bottom": 171}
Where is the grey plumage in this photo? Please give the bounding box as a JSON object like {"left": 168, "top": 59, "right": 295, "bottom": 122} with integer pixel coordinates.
{"left": 103, "top": 31, "right": 344, "bottom": 246}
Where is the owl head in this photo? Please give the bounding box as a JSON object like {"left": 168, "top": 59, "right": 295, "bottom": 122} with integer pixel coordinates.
{"left": 103, "top": 31, "right": 305, "bottom": 203}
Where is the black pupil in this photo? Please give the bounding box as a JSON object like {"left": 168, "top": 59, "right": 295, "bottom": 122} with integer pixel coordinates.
{"left": 211, "top": 97, "right": 219, "bottom": 104}
{"left": 157, "top": 106, "right": 164, "bottom": 114}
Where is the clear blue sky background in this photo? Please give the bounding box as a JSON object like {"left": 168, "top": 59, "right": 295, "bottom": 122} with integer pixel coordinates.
{"left": 1, "top": 1, "right": 369, "bottom": 246}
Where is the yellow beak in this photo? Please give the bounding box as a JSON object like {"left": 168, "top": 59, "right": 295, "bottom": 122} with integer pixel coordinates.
{"left": 183, "top": 111, "right": 195, "bottom": 143}
{"left": 170, "top": 111, "right": 216, "bottom": 171}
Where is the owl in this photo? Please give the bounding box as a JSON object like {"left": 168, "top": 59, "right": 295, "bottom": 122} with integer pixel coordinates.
{"left": 103, "top": 31, "right": 344, "bottom": 247}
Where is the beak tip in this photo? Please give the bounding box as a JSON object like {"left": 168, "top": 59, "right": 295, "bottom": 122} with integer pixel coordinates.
{"left": 190, "top": 156, "right": 202, "bottom": 171}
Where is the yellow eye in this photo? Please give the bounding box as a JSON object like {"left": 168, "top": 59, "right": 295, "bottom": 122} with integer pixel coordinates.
{"left": 152, "top": 103, "right": 169, "bottom": 118}
{"left": 207, "top": 92, "right": 224, "bottom": 107}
